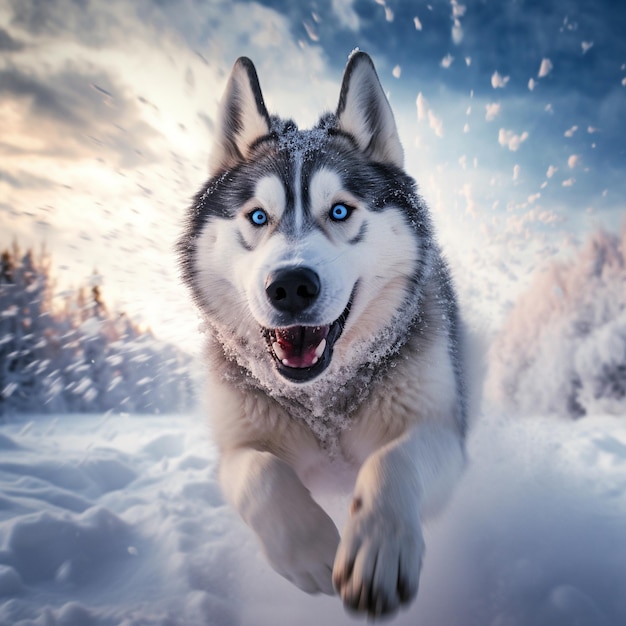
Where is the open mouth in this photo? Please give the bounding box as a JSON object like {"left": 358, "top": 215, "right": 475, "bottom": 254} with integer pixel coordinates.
{"left": 263, "top": 300, "right": 352, "bottom": 383}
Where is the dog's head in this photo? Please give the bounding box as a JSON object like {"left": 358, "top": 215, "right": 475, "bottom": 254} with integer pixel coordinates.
{"left": 181, "top": 53, "right": 432, "bottom": 384}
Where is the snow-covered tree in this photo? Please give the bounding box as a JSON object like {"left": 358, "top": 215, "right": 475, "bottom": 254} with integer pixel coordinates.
{"left": 487, "top": 227, "right": 626, "bottom": 418}
{"left": 0, "top": 245, "right": 195, "bottom": 418}
{"left": 0, "top": 246, "right": 58, "bottom": 413}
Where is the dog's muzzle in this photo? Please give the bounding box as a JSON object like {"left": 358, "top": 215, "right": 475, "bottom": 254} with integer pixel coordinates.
{"left": 262, "top": 268, "right": 353, "bottom": 382}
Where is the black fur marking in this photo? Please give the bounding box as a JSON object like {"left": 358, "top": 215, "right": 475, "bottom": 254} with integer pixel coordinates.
{"left": 235, "top": 57, "right": 270, "bottom": 121}
{"left": 336, "top": 51, "right": 374, "bottom": 118}
{"left": 214, "top": 57, "right": 271, "bottom": 175}
{"left": 249, "top": 133, "right": 277, "bottom": 152}
{"left": 348, "top": 221, "right": 368, "bottom": 245}
{"left": 236, "top": 231, "right": 253, "bottom": 252}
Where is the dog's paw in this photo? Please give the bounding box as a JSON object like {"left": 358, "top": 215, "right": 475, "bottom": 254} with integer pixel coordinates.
{"left": 332, "top": 502, "right": 424, "bottom": 618}
{"left": 259, "top": 500, "right": 340, "bottom": 595}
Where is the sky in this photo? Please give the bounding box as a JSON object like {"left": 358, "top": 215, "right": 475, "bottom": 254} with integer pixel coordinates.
{"left": 0, "top": 0, "right": 625, "bottom": 352}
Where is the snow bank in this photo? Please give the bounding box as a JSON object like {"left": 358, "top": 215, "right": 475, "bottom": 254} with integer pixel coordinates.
{"left": 0, "top": 414, "right": 241, "bottom": 626}
{"left": 1, "top": 411, "right": 625, "bottom": 625}
{"left": 487, "top": 227, "right": 626, "bottom": 418}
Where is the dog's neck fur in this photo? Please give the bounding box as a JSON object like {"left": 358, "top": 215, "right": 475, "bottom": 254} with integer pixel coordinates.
{"left": 206, "top": 282, "right": 428, "bottom": 449}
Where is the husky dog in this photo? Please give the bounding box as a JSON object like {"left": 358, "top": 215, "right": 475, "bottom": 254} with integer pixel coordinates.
{"left": 179, "top": 52, "right": 467, "bottom": 618}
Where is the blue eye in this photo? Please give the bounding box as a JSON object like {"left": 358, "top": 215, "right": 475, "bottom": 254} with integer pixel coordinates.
{"left": 249, "top": 208, "right": 268, "bottom": 226}
{"left": 330, "top": 203, "right": 351, "bottom": 222}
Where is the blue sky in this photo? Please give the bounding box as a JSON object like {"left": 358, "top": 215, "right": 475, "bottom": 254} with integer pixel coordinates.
{"left": 0, "top": 0, "right": 624, "bottom": 349}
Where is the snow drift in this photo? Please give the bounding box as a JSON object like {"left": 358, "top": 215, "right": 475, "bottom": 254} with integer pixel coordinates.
{"left": 487, "top": 227, "right": 626, "bottom": 418}
{"left": 1, "top": 412, "right": 625, "bottom": 625}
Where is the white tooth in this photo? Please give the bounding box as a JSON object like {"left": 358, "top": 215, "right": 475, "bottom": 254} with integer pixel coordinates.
{"left": 282, "top": 358, "right": 290, "bottom": 366}
{"left": 273, "top": 342, "right": 287, "bottom": 360}
{"left": 315, "top": 338, "right": 326, "bottom": 358}
{"left": 311, "top": 356, "right": 318, "bottom": 365}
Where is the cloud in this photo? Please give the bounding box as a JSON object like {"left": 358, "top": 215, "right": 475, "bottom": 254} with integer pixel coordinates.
{"left": 528, "top": 78, "right": 536, "bottom": 91}
{"left": 498, "top": 128, "right": 529, "bottom": 151}
{"left": 564, "top": 125, "right": 578, "bottom": 137}
{"left": 413, "top": 16, "right": 422, "bottom": 31}
{"left": 0, "top": 65, "right": 161, "bottom": 167}
{"left": 8, "top": 0, "right": 126, "bottom": 48}
{"left": 546, "top": 165, "right": 558, "bottom": 178}
{"left": 562, "top": 178, "right": 576, "bottom": 187}
{"left": 331, "top": 0, "right": 360, "bottom": 31}
{"left": 392, "top": 65, "right": 401, "bottom": 78}
{"left": 0, "top": 27, "right": 26, "bottom": 51}
{"left": 491, "top": 71, "right": 510, "bottom": 88}
{"left": 538, "top": 58, "right": 553, "bottom": 78}
{"left": 0, "top": 169, "right": 56, "bottom": 190}
{"left": 581, "top": 41, "right": 594, "bottom": 54}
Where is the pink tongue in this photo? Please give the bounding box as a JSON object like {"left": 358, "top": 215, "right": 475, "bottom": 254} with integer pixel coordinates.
{"left": 274, "top": 326, "right": 329, "bottom": 369}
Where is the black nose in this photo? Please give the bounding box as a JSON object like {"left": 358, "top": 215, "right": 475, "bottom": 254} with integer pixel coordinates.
{"left": 265, "top": 267, "right": 321, "bottom": 314}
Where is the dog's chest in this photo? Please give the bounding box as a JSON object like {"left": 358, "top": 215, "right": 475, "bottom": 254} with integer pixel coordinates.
{"left": 294, "top": 444, "right": 359, "bottom": 496}
{"left": 292, "top": 413, "right": 391, "bottom": 496}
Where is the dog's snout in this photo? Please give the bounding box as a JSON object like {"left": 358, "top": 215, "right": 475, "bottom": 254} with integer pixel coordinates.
{"left": 265, "top": 267, "right": 321, "bottom": 314}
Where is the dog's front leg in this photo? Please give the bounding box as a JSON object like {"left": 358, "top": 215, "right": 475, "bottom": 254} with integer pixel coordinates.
{"left": 220, "top": 447, "right": 340, "bottom": 595}
{"left": 333, "top": 422, "right": 465, "bottom": 618}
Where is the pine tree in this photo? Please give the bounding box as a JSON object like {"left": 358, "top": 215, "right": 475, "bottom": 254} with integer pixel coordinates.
{"left": 0, "top": 244, "right": 195, "bottom": 418}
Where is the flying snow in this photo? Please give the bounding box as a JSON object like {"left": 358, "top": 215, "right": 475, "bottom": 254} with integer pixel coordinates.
{"left": 568, "top": 154, "right": 581, "bottom": 169}
{"left": 440, "top": 54, "right": 454, "bottom": 69}
{"left": 485, "top": 102, "right": 501, "bottom": 121}
{"left": 498, "top": 128, "right": 529, "bottom": 151}
{"left": 491, "top": 71, "right": 510, "bottom": 89}
{"left": 538, "top": 58, "right": 554, "bottom": 78}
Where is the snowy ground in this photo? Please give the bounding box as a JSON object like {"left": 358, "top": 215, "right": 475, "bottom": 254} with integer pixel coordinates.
{"left": 1, "top": 411, "right": 626, "bottom": 626}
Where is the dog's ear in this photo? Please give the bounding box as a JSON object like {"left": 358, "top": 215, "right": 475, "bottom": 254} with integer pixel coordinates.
{"left": 209, "top": 57, "right": 271, "bottom": 175}
{"left": 336, "top": 52, "right": 404, "bottom": 169}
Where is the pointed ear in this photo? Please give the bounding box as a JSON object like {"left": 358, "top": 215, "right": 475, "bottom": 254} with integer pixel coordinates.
{"left": 209, "top": 57, "right": 271, "bottom": 175}
{"left": 336, "top": 52, "right": 404, "bottom": 169}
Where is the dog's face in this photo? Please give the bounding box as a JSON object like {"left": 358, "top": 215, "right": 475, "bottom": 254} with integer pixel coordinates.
{"left": 183, "top": 54, "right": 428, "bottom": 384}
